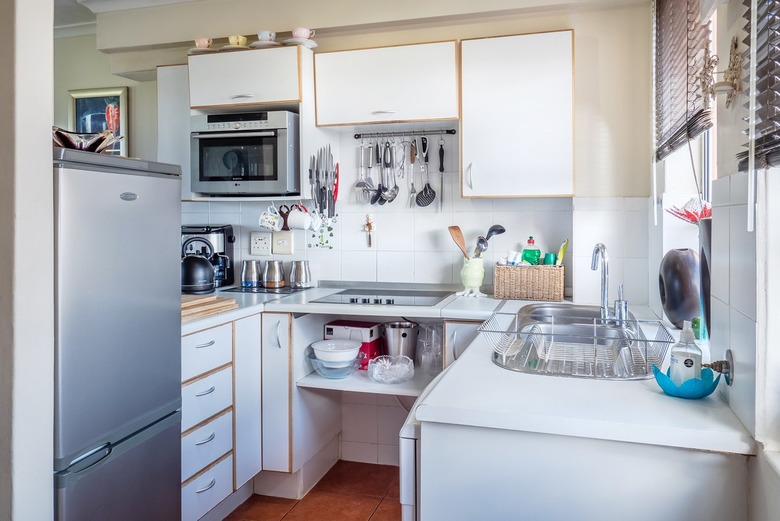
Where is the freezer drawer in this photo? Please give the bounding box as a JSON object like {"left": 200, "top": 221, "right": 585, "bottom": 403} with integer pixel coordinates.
{"left": 181, "top": 410, "right": 233, "bottom": 482}
{"left": 55, "top": 412, "right": 181, "bottom": 521}
{"left": 182, "top": 367, "right": 233, "bottom": 431}
{"left": 182, "top": 454, "right": 234, "bottom": 521}
{"left": 182, "top": 324, "right": 233, "bottom": 382}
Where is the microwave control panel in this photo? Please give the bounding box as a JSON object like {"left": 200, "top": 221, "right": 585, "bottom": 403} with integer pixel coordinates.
{"left": 205, "top": 120, "right": 272, "bottom": 131}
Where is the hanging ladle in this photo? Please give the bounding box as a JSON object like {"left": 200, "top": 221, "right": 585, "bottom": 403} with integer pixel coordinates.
{"left": 485, "top": 225, "right": 506, "bottom": 241}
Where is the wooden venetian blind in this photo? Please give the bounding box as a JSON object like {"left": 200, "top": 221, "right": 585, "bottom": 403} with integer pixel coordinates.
{"left": 737, "top": 0, "right": 780, "bottom": 170}
{"left": 654, "top": 0, "right": 713, "bottom": 160}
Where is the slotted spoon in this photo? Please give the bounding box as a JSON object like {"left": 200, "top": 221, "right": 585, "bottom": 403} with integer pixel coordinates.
{"left": 415, "top": 138, "right": 435, "bottom": 207}
{"left": 408, "top": 140, "right": 418, "bottom": 207}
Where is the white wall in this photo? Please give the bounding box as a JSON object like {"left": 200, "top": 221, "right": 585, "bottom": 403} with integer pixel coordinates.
{"left": 0, "top": 0, "right": 54, "bottom": 519}
{"left": 54, "top": 34, "right": 158, "bottom": 160}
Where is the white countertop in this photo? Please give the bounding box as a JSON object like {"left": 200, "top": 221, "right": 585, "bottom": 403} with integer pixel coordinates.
{"left": 415, "top": 317, "right": 755, "bottom": 455}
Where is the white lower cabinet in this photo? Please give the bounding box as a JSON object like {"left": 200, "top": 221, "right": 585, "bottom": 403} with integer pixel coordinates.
{"left": 261, "top": 312, "right": 340, "bottom": 473}
{"left": 180, "top": 314, "right": 263, "bottom": 521}
{"left": 443, "top": 320, "right": 481, "bottom": 367}
{"left": 233, "top": 314, "right": 262, "bottom": 488}
{"left": 181, "top": 411, "right": 233, "bottom": 482}
{"left": 181, "top": 454, "right": 234, "bottom": 521}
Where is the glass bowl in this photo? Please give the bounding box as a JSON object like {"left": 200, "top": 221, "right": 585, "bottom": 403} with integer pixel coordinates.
{"left": 311, "top": 339, "right": 362, "bottom": 363}
{"left": 368, "top": 355, "right": 414, "bottom": 384}
{"left": 308, "top": 352, "right": 360, "bottom": 379}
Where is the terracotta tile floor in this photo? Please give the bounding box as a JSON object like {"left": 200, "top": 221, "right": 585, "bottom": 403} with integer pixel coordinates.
{"left": 226, "top": 461, "right": 401, "bottom": 521}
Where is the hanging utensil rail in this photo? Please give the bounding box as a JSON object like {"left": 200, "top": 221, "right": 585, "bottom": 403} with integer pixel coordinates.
{"left": 353, "top": 129, "right": 456, "bottom": 139}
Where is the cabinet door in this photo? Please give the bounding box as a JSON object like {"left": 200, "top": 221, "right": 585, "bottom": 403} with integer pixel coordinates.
{"left": 461, "top": 31, "right": 573, "bottom": 197}
{"left": 261, "top": 312, "right": 291, "bottom": 472}
{"left": 443, "top": 321, "right": 481, "bottom": 367}
{"left": 233, "top": 314, "right": 262, "bottom": 488}
{"left": 188, "top": 47, "right": 300, "bottom": 109}
{"left": 157, "top": 65, "right": 192, "bottom": 200}
{"left": 315, "top": 41, "right": 459, "bottom": 125}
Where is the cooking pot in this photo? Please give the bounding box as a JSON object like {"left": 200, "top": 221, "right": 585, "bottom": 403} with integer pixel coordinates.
{"left": 181, "top": 237, "right": 215, "bottom": 294}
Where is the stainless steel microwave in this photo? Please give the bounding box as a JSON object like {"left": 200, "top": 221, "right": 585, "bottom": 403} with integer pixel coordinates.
{"left": 190, "top": 111, "right": 299, "bottom": 196}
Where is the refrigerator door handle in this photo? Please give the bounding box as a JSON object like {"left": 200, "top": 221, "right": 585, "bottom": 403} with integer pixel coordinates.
{"left": 195, "top": 386, "right": 216, "bottom": 397}
{"left": 196, "top": 478, "right": 216, "bottom": 494}
{"left": 67, "top": 443, "right": 112, "bottom": 474}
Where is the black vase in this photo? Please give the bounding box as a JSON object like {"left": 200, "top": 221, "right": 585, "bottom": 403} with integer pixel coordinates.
{"left": 659, "top": 248, "right": 701, "bottom": 329}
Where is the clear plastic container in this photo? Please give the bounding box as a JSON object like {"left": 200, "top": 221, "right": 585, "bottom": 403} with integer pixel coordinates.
{"left": 307, "top": 352, "right": 361, "bottom": 379}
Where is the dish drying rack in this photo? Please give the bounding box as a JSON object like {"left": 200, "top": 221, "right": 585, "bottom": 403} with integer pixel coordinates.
{"left": 480, "top": 312, "right": 674, "bottom": 380}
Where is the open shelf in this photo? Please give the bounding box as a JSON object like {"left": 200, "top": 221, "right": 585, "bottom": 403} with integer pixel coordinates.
{"left": 296, "top": 369, "right": 435, "bottom": 397}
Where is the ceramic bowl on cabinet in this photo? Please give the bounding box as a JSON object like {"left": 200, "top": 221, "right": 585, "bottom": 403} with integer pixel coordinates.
{"left": 311, "top": 339, "right": 361, "bottom": 362}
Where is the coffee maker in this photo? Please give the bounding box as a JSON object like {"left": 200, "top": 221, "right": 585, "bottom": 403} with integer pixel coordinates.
{"left": 181, "top": 225, "right": 236, "bottom": 287}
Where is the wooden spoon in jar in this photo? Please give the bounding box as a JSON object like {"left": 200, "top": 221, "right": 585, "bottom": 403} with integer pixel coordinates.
{"left": 448, "top": 226, "right": 470, "bottom": 259}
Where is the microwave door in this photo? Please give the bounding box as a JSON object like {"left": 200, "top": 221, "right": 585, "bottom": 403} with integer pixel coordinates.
{"left": 193, "top": 131, "right": 289, "bottom": 194}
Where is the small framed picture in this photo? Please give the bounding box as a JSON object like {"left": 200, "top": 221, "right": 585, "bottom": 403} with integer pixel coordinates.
{"left": 68, "top": 87, "right": 128, "bottom": 156}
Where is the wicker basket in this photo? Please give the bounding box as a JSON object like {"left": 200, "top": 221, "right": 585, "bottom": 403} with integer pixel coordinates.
{"left": 493, "top": 264, "right": 564, "bottom": 301}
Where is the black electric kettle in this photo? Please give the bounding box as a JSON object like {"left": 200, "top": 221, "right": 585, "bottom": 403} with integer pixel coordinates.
{"left": 181, "top": 237, "right": 216, "bottom": 294}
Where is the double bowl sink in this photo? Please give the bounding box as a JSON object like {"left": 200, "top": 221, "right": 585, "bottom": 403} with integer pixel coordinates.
{"left": 484, "top": 304, "right": 673, "bottom": 380}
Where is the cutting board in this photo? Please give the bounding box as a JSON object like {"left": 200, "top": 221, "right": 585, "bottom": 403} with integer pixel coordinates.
{"left": 181, "top": 295, "right": 238, "bottom": 323}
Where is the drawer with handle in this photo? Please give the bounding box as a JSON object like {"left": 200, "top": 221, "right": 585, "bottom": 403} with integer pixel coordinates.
{"left": 181, "top": 453, "right": 234, "bottom": 521}
{"left": 181, "top": 410, "right": 233, "bottom": 482}
{"left": 181, "top": 367, "right": 232, "bottom": 432}
{"left": 182, "top": 323, "right": 232, "bottom": 382}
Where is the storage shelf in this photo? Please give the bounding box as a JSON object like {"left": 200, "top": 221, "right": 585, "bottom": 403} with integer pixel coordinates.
{"left": 296, "top": 368, "right": 435, "bottom": 397}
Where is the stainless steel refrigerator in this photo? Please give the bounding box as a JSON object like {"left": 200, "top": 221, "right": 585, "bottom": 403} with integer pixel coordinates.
{"left": 53, "top": 148, "right": 182, "bottom": 520}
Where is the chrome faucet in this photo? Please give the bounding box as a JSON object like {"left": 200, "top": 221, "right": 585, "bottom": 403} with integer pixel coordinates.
{"left": 591, "top": 243, "right": 610, "bottom": 321}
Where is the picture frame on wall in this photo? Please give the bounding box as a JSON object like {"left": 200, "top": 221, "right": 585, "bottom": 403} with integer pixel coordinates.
{"left": 68, "top": 87, "right": 128, "bottom": 156}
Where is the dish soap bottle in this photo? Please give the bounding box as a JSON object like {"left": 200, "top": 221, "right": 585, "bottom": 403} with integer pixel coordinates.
{"left": 669, "top": 320, "right": 702, "bottom": 386}
{"left": 521, "top": 236, "right": 541, "bottom": 265}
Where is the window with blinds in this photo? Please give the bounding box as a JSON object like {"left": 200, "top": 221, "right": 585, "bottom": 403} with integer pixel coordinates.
{"left": 654, "top": 0, "right": 713, "bottom": 161}
{"left": 737, "top": 0, "right": 780, "bottom": 170}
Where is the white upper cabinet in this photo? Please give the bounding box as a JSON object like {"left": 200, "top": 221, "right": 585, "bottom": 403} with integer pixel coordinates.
{"left": 460, "top": 31, "right": 574, "bottom": 197}
{"left": 314, "top": 41, "right": 459, "bottom": 126}
{"left": 188, "top": 47, "right": 301, "bottom": 109}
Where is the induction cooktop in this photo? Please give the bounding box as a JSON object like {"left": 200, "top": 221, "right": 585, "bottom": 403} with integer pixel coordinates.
{"left": 309, "top": 289, "right": 453, "bottom": 306}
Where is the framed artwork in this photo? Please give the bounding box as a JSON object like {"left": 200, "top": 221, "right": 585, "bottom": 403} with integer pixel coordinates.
{"left": 68, "top": 87, "right": 128, "bottom": 156}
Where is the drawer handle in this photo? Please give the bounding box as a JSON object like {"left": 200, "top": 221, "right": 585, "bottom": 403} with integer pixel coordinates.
{"left": 229, "top": 94, "right": 255, "bottom": 100}
{"left": 452, "top": 330, "right": 459, "bottom": 360}
{"left": 275, "top": 321, "right": 282, "bottom": 349}
{"left": 195, "top": 340, "right": 216, "bottom": 349}
{"left": 195, "top": 385, "right": 216, "bottom": 397}
{"left": 467, "top": 162, "right": 474, "bottom": 190}
{"left": 371, "top": 110, "right": 396, "bottom": 115}
{"left": 195, "top": 478, "right": 216, "bottom": 494}
{"left": 195, "top": 432, "right": 216, "bottom": 446}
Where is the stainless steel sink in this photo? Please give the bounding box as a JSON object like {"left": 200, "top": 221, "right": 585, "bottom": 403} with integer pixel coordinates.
{"left": 482, "top": 305, "right": 673, "bottom": 380}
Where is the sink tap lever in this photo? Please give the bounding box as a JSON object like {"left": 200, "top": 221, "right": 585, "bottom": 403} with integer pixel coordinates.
{"left": 614, "top": 284, "right": 628, "bottom": 327}
{"left": 591, "top": 243, "right": 610, "bottom": 321}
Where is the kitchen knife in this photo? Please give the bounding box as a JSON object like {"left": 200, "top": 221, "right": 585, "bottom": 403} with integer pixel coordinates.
{"left": 309, "top": 155, "right": 316, "bottom": 202}
{"left": 439, "top": 141, "right": 445, "bottom": 212}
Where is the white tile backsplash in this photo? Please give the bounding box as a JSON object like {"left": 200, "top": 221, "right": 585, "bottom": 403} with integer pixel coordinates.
{"left": 711, "top": 207, "right": 730, "bottom": 302}
{"left": 341, "top": 403, "right": 377, "bottom": 443}
{"left": 727, "top": 308, "right": 757, "bottom": 436}
{"left": 377, "top": 445, "right": 400, "bottom": 466}
{"left": 376, "top": 213, "right": 415, "bottom": 251}
{"left": 377, "top": 406, "right": 407, "bottom": 446}
{"left": 729, "top": 206, "right": 757, "bottom": 320}
{"left": 341, "top": 441, "right": 378, "bottom": 464}
{"left": 340, "top": 250, "right": 377, "bottom": 281}
{"left": 377, "top": 252, "right": 415, "bottom": 283}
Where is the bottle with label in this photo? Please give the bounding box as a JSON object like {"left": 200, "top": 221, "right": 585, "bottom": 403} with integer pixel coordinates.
{"left": 520, "top": 236, "right": 541, "bottom": 265}
{"left": 669, "top": 320, "right": 702, "bottom": 386}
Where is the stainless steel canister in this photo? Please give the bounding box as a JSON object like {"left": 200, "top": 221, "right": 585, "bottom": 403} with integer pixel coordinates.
{"left": 383, "top": 321, "right": 419, "bottom": 359}
{"left": 240, "top": 260, "right": 261, "bottom": 287}
{"left": 262, "top": 260, "right": 286, "bottom": 288}
{"left": 289, "top": 260, "right": 312, "bottom": 288}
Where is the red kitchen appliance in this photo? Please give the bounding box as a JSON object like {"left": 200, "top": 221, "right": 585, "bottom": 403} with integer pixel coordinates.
{"left": 324, "top": 320, "right": 382, "bottom": 370}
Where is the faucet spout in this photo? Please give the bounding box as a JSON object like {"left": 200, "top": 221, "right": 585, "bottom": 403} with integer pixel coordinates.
{"left": 591, "top": 243, "right": 610, "bottom": 321}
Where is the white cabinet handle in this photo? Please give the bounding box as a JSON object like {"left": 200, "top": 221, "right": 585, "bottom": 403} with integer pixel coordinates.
{"left": 195, "top": 340, "right": 215, "bottom": 349}
{"left": 467, "top": 162, "right": 474, "bottom": 190}
{"left": 195, "top": 432, "right": 216, "bottom": 446}
{"left": 275, "top": 321, "right": 282, "bottom": 349}
{"left": 195, "top": 385, "right": 216, "bottom": 397}
{"left": 229, "top": 94, "right": 255, "bottom": 100}
{"left": 370, "top": 110, "right": 396, "bottom": 115}
{"left": 195, "top": 478, "right": 216, "bottom": 493}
